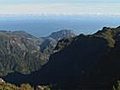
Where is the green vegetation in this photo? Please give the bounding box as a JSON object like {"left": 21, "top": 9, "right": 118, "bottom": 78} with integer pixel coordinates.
{"left": 0, "top": 82, "right": 51, "bottom": 90}
{"left": 0, "top": 30, "right": 75, "bottom": 76}
{"left": 20, "top": 84, "right": 33, "bottom": 90}
{"left": 113, "top": 81, "right": 120, "bottom": 90}
{"left": 95, "top": 27, "right": 115, "bottom": 47}
{"left": 2, "top": 26, "right": 120, "bottom": 89}
{"left": 0, "top": 82, "right": 19, "bottom": 90}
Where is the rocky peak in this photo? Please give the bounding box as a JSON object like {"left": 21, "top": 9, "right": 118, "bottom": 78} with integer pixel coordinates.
{"left": 48, "top": 30, "right": 76, "bottom": 41}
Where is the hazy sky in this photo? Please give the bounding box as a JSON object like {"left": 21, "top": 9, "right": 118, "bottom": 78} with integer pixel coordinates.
{"left": 0, "top": 0, "right": 120, "bottom": 4}
{"left": 0, "top": 0, "right": 120, "bottom": 16}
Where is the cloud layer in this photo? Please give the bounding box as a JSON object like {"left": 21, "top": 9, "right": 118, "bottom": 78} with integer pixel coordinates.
{"left": 0, "top": 3, "right": 120, "bottom": 16}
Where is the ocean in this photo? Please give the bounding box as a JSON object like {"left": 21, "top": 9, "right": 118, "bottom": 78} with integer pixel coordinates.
{"left": 0, "top": 15, "right": 120, "bottom": 37}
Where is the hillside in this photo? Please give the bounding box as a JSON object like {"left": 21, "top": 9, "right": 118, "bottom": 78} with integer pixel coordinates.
{"left": 38, "top": 26, "right": 120, "bottom": 89}
{"left": 0, "top": 30, "right": 75, "bottom": 76}
{"left": 39, "top": 30, "right": 76, "bottom": 63}
{"left": 3, "top": 26, "right": 120, "bottom": 90}
{"left": 3, "top": 26, "right": 120, "bottom": 89}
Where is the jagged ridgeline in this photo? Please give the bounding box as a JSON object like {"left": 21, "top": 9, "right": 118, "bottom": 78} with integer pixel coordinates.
{"left": 0, "top": 30, "right": 75, "bottom": 76}
{"left": 4, "top": 26, "right": 120, "bottom": 90}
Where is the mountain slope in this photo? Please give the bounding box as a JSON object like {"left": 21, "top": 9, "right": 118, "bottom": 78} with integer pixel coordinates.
{"left": 29, "top": 31, "right": 112, "bottom": 88}
{"left": 48, "top": 30, "right": 75, "bottom": 40}
{"left": 0, "top": 30, "right": 75, "bottom": 76}
{"left": 40, "top": 26, "right": 120, "bottom": 89}
{"left": 39, "top": 30, "right": 76, "bottom": 64}
{"left": 0, "top": 31, "right": 41, "bottom": 76}
{"left": 3, "top": 26, "right": 120, "bottom": 89}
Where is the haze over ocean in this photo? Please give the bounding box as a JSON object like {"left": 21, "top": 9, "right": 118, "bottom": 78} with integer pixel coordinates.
{"left": 0, "top": 15, "right": 120, "bottom": 37}
{"left": 0, "top": 0, "right": 120, "bottom": 37}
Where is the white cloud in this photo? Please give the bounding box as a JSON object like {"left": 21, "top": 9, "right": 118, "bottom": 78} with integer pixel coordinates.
{"left": 0, "top": 3, "right": 120, "bottom": 16}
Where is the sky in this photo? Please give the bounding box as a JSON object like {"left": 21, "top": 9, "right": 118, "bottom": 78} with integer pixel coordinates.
{"left": 0, "top": 0, "right": 120, "bottom": 16}
{"left": 0, "top": 0, "right": 120, "bottom": 4}
{"left": 0, "top": 0, "right": 120, "bottom": 37}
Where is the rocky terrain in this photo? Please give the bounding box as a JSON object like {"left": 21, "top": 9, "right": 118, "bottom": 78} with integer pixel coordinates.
{"left": 2, "top": 26, "right": 120, "bottom": 89}
{"left": 0, "top": 30, "right": 75, "bottom": 76}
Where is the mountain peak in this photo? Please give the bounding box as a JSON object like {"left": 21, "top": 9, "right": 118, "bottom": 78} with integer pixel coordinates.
{"left": 48, "top": 30, "right": 76, "bottom": 40}
{"left": 116, "top": 26, "right": 120, "bottom": 29}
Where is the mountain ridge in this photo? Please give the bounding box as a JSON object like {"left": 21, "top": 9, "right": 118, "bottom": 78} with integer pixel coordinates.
{"left": 0, "top": 29, "right": 75, "bottom": 76}
{"left": 3, "top": 26, "right": 120, "bottom": 89}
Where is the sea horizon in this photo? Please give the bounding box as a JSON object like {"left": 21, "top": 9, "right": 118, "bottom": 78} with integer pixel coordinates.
{"left": 0, "top": 15, "right": 120, "bottom": 37}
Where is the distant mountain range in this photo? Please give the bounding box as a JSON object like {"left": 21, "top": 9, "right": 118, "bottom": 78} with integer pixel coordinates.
{"left": 0, "top": 30, "right": 75, "bottom": 76}
{"left": 2, "top": 26, "right": 120, "bottom": 90}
